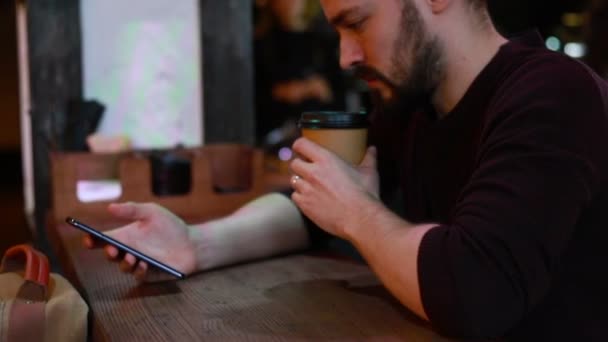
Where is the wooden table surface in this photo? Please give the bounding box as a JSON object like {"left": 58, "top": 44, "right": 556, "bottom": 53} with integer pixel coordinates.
{"left": 51, "top": 220, "right": 454, "bottom": 342}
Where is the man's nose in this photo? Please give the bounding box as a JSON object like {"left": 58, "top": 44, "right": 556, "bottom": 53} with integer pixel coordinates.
{"left": 339, "top": 38, "right": 364, "bottom": 70}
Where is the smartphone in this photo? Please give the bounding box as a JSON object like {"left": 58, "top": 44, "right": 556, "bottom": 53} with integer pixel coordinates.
{"left": 66, "top": 217, "right": 186, "bottom": 279}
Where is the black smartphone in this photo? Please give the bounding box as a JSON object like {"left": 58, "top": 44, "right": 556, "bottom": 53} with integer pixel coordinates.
{"left": 66, "top": 217, "right": 186, "bottom": 279}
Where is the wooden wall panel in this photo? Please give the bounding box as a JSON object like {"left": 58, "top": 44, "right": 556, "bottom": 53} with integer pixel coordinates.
{"left": 200, "top": 0, "right": 255, "bottom": 145}
{"left": 27, "top": 0, "right": 83, "bottom": 236}
{"left": 0, "top": 0, "right": 20, "bottom": 150}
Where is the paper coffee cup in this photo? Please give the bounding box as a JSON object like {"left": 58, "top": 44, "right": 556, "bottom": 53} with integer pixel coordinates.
{"left": 299, "top": 111, "right": 369, "bottom": 165}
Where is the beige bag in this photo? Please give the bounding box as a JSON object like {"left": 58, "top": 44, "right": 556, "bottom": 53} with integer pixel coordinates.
{"left": 0, "top": 244, "right": 88, "bottom": 342}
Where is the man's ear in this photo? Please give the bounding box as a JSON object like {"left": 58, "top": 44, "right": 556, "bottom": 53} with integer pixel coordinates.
{"left": 424, "top": 0, "right": 452, "bottom": 14}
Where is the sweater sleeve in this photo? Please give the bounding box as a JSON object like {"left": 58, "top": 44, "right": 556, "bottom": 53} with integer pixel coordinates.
{"left": 417, "top": 58, "right": 607, "bottom": 337}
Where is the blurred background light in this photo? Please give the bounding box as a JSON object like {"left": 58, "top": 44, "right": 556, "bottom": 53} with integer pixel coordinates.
{"left": 564, "top": 42, "right": 587, "bottom": 58}
{"left": 562, "top": 12, "right": 585, "bottom": 27}
{"left": 545, "top": 36, "right": 562, "bottom": 51}
{"left": 278, "top": 147, "right": 293, "bottom": 161}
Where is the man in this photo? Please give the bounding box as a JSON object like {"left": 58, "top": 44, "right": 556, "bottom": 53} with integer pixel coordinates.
{"left": 85, "top": 0, "right": 608, "bottom": 339}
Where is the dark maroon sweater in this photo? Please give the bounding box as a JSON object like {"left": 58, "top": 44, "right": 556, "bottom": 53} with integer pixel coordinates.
{"left": 369, "top": 33, "right": 608, "bottom": 340}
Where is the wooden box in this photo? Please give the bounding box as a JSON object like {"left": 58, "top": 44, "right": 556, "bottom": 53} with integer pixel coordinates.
{"left": 50, "top": 144, "right": 289, "bottom": 223}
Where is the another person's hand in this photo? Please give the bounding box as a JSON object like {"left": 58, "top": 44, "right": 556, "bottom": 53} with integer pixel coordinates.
{"left": 82, "top": 202, "right": 198, "bottom": 282}
{"left": 289, "top": 138, "right": 380, "bottom": 239}
{"left": 272, "top": 75, "right": 333, "bottom": 104}
{"left": 86, "top": 133, "right": 131, "bottom": 153}
{"left": 272, "top": 80, "right": 309, "bottom": 103}
{"left": 306, "top": 75, "right": 333, "bottom": 103}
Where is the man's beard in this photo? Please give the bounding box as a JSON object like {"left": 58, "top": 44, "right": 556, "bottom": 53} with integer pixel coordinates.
{"left": 354, "top": 0, "right": 444, "bottom": 120}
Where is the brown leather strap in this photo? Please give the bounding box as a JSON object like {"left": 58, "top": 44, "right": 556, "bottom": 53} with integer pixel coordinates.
{"left": 1, "top": 245, "right": 50, "bottom": 287}
{"left": 1, "top": 245, "right": 49, "bottom": 342}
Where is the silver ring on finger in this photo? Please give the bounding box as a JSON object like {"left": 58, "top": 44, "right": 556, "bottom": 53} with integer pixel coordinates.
{"left": 291, "top": 175, "right": 301, "bottom": 186}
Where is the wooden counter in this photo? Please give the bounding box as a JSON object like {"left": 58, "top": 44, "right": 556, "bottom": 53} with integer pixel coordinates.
{"left": 47, "top": 144, "right": 461, "bottom": 341}
{"left": 50, "top": 220, "right": 454, "bottom": 342}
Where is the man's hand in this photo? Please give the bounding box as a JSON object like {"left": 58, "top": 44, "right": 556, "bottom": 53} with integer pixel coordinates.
{"left": 82, "top": 202, "right": 197, "bottom": 282}
{"left": 291, "top": 138, "right": 432, "bottom": 322}
{"left": 289, "top": 138, "right": 381, "bottom": 239}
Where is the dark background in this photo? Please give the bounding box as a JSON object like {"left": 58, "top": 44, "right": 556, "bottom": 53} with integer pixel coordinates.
{"left": 0, "top": 0, "right": 30, "bottom": 255}
{"left": 490, "top": 0, "right": 588, "bottom": 36}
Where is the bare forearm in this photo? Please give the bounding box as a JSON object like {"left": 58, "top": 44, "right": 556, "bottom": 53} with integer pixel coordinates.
{"left": 189, "top": 193, "right": 310, "bottom": 271}
{"left": 346, "top": 200, "right": 436, "bottom": 321}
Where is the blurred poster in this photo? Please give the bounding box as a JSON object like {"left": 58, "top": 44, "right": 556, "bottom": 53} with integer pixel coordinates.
{"left": 81, "top": 0, "right": 203, "bottom": 149}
